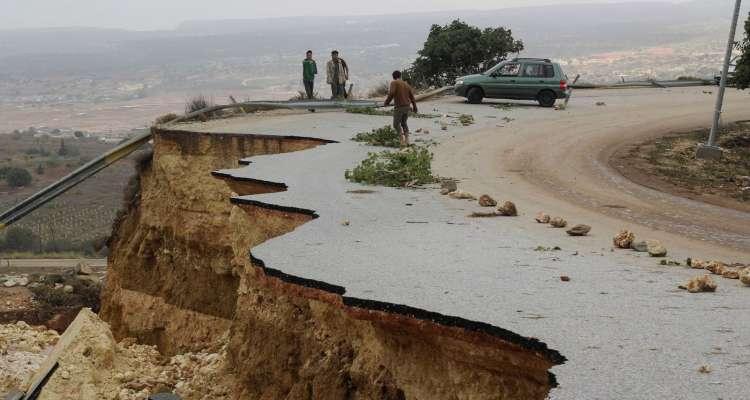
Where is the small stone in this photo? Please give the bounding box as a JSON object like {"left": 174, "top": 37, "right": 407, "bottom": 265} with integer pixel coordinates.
{"left": 722, "top": 268, "right": 740, "bottom": 279}
{"left": 566, "top": 224, "right": 591, "bottom": 236}
{"left": 535, "top": 212, "right": 551, "bottom": 223}
{"left": 680, "top": 275, "right": 717, "bottom": 293}
{"left": 647, "top": 241, "right": 667, "bottom": 257}
{"left": 449, "top": 191, "right": 476, "bottom": 200}
{"left": 76, "top": 262, "right": 94, "bottom": 275}
{"left": 741, "top": 187, "right": 750, "bottom": 201}
{"left": 478, "top": 195, "right": 497, "bottom": 207}
{"left": 737, "top": 175, "right": 750, "bottom": 187}
{"left": 439, "top": 188, "right": 453, "bottom": 195}
{"left": 560, "top": 276, "right": 571, "bottom": 282}
{"left": 596, "top": 101, "right": 606, "bottom": 106}
{"left": 423, "top": 129, "right": 430, "bottom": 134}
{"left": 549, "top": 217, "right": 567, "bottom": 228}
{"left": 63, "top": 285, "right": 74, "bottom": 294}
{"left": 705, "top": 261, "right": 727, "bottom": 275}
{"left": 468, "top": 211, "right": 500, "bottom": 218}
{"left": 440, "top": 180, "right": 458, "bottom": 193}
{"left": 613, "top": 230, "right": 635, "bottom": 248}
{"left": 631, "top": 240, "right": 649, "bottom": 252}
{"left": 54, "top": 283, "right": 63, "bottom": 290}
{"left": 739, "top": 268, "right": 750, "bottom": 286}
{"left": 698, "top": 365, "right": 712, "bottom": 374}
{"left": 497, "top": 201, "right": 518, "bottom": 216}
{"left": 60, "top": 369, "right": 71, "bottom": 380}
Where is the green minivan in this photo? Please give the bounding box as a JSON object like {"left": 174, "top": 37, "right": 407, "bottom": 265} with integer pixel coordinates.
{"left": 454, "top": 58, "right": 568, "bottom": 107}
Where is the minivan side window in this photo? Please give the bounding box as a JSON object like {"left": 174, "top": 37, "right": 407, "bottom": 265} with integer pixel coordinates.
{"left": 497, "top": 63, "right": 520, "bottom": 76}
{"left": 523, "top": 64, "right": 555, "bottom": 78}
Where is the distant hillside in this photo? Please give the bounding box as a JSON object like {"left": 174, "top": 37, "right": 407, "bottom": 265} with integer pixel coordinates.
{"left": 0, "top": 1, "right": 743, "bottom": 93}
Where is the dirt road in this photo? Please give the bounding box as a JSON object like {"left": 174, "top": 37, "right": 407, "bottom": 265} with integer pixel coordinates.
{"left": 434, "top": 87, "right": 750, "bottom": 260}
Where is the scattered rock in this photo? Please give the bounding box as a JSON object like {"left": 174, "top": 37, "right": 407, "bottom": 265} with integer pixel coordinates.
{"left": 613, "top": 230, "right": 635, "bottom": 249}
{"left": 660, "top": 259, "right": 682, "bottom": 266}
{"left": 722, "top": 268, "right": 740, "bottom": 279}
{"left": 535, "top": 212, "right": 551, "bottom": 224}
{"left": 705, "top": 261, "right": 727, "bottom": 275}
{"left": 468, "top": 211, "right": 500, "bottom": 218}
{"left": 737, "top": 175, "right": 750, "bottom": 187}
{"left": 679, "top": 275, "right": 717, "bottom": 293}
{"left": 566, "top": 224, "right": 591, "bottom": 236}
{"left": 560, "top": 276, "right": 571, "bottom": 282}
{"left": 497, "top": 201, "right": 518, "bottom": 216}
{"left": 549, "top": 217, "right": 567, "bottom": 228}
{"left": 698, "top": 365, "right": 712, "bottom": 374}
{"left": 647, "top": 241, "right": 667, "bottom": 257}
{"left": 741, "top": 187, "right": 750, "bottom": 201}
{"left": 449, "top": 191, "right": 476, "bottom": 200}
{"left": 75, "top": 262, "right": 94, "bottom": 276}
{"left": 596, "top": 101, "right": 606, "bottom": 106}
{"left": 2, "top": 276, "right": 29, "bottom": 288}
{"left": 739, "top": 268, "right": 750, "bottom": 286}
{"left": 423, "top": 129, "right": 431, "bottom": 134}
{"left": 440, "top": 180, "right": 457, "bottom": 193}
{"left": 631, "top": 240, "right": 649, "bottom": 252}
{"left": 686, "top": 258, "right": 708, "bottom": 269}
{"left": 63, "top": 285, "right": 75, "bottom": 294}
{"left": 341, "top": 220, "right": 350, "bottom": 226}
{"left": 439, "top": 188, "right": 453, "bottom": 195}
{"left": 478, "top": 195, "right": 497, "bottom": 207}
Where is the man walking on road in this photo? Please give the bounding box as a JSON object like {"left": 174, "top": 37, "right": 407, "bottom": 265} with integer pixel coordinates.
{"left": 302, "top": 50, "right": 317, "bottom": 100}
{"left": 326, "top": 50, "right": 349, "bottom": 99}
{"left": 384, "top": 70, "right": 418, "bottom": 148}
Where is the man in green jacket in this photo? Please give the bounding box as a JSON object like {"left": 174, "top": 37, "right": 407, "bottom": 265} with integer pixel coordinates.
{"left": 302, "top": 50, "right": 318, "bottom": 99}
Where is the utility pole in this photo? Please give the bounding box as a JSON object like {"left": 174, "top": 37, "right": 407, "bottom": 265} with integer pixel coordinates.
{"left": 697, "top": 0, "right": 743, "bottom": 160}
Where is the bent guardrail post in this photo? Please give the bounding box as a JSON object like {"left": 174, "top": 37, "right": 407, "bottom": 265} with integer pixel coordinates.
{"left": 0, "top": 131, "right": 152, "bottom": 231}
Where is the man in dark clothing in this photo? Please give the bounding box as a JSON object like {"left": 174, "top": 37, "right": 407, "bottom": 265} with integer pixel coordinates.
{"left": 384, "top": 70, "right": 418, "bottom": 147}
{"left": 302, "top": 50, "right": 318, "bottom": 99}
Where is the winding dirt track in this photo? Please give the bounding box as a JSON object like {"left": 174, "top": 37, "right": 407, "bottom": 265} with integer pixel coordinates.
{"left": 434, "top": 87, "right": 750, "bottom": 260}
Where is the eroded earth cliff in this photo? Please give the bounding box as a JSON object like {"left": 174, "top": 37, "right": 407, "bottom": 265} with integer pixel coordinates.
{"left": 98, "top": 127, "right": 564, "bottom": 399}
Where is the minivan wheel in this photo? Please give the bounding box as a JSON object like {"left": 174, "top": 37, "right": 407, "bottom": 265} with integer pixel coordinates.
{"left": 467, "top": 87, "right": 484, "bottom": 104}
{"left": 537, "top": 90, "right": 557, "bottom": 107}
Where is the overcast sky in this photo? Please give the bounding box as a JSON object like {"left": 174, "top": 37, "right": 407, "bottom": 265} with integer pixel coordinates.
{"left": 2, "top": 0, "right": 678, "bottom": 31}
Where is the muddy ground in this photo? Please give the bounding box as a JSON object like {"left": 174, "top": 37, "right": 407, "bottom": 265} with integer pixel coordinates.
{"left": 613, "top": 122, "right": 750, "bottom": 212}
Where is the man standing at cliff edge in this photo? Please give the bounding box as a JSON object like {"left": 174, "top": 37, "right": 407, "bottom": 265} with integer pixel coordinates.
{"left": 326, "top": 50, "right": 349, "bottom": 99}
{"left": 384, "top": 70, "right": 418, "bottom": 148}
{"left": 302, "top": 50, "right": 317, "bottom": 100}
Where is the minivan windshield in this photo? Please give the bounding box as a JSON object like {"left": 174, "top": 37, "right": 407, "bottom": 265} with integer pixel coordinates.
{"left": 483, "top": 62, "right": 506, "bottom": 75}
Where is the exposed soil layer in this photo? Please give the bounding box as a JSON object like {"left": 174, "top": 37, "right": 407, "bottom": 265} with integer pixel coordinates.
{"left": 99, "top": 127, "right": 564, "bottom": 399}
{"left": 612, "top": 122, "right": 750, "bottom": 213}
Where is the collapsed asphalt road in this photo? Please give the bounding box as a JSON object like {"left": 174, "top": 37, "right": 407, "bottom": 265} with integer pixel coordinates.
{"left": 173, "top": 87, "right": 748, "bottom": 399}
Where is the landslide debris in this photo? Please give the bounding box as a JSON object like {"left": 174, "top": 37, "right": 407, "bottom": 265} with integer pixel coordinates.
{"left": 1, "top": 309, "right": 232, "bottom": 400}
{"left": 0, "top": 321, "right": 58, "bottom": 395}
